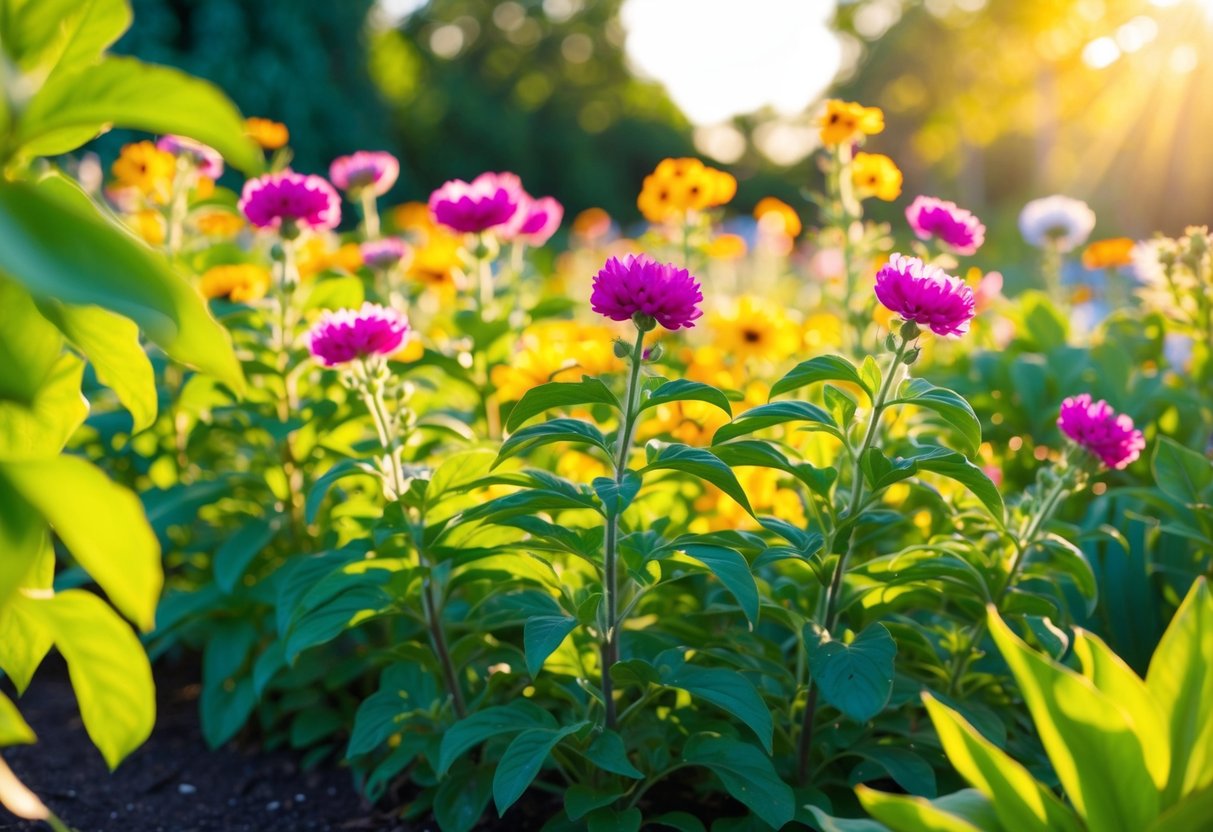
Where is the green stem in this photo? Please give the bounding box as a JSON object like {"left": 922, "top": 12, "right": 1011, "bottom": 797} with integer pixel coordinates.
{"left": 359, "top": 188, "right": 381, "bottom": 240}
{"left": 165, "top": 160, "right": 191, "bottom": 256}
{"left": 274, "top": 239, "right": 305, "bottom": 535}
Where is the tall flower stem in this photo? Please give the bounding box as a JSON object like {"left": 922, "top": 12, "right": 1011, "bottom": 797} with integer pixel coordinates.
{"left": 600, "top": 323, "right": 647, "bottom": 730}
{"left": 796, "top": 333, "right": 910, "bottom": 785}
{"left": 359, "top": 189, "right": 381, "bottom": 240}
{"left": 164, "top": 160, "right": 192, "bottom": 256}
{"left": 273, "top": 238, "right": 305, "bottom": 536}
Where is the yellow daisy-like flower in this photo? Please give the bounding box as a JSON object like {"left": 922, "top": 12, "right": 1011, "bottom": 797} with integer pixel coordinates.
{"left": 1082, "top": 237, "right": 1135, "bottom": 269}
{"left": 193, "top": 176, "right": 215, "bottom": 200}
{"left": 709, "top": 296, "right": 801, "bottom": 364}
{"left": 692, "top": 466, "right": 806, "bottom": 532}
{"left": 706, "top": 233, "right": 747, "bottom": 260}
{"left": 393, "top": 201, "right": 436, "bottom": 232}
{"left": 819, "top": 99, "right": 885, "bottom": 146}
{"left": 637, "top": 158, "right": 737, "bottom": 222}
{"left": 131, "top": 209, "right": 165, "bottom": 246}
{"left": 244, "top": 117, "right": 289, "bottom": 150}
{"left": 297, "top": 238, "right": 363, "bottom": 280}
{"left": 754, "top": 197, "right": 802, "bottom": 238}
{"left": 112, "top": 141, "right": 175, "bottom": 203}
{"left": 196, "top": 210, "right": 245, "bottom": 238}
{"left": 199, "top": 264, "right": 271, "bottom": 302}
{"left": 491, "top": 321, "right": 620, "bottom": 403}
{"left": 803, "top": 312, "right": 845, "bottom": 351}
{"left": 852, "top": 152, "right": 903, "bottom": 202}
{"left": 408, "top": 229, "right": 463, "bottom": 292}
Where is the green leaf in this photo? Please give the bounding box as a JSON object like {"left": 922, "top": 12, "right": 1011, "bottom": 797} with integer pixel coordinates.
{"left": 0, "top": 353, "right": 88, "bottom": 459}
{"left": 711, "top": 400, "right": 840, "bottom": 445}
{"left": 647, "top": 812, "right": 708, "bottom": 832}
{"left": 428, "top": 448, "right": 496, "bottom": 501}
{"left": 30, "top": 589, "right": 154, "bottom": 769}
{"left": 1037, "top": 535, "right": 1098, "bottom": 610}
{"left": 0, "top": 478, "right": 45, "bottom": 607}
{"left": 0, "top": 455, "right": 161, "bottom": 631}
{"left": 305, "top": 460, "right": 372, "bottom": 524}
{"left": 679, "top": 734, "right": 795, "bottom": 829}
{"left": 347, "top": 664, "right": 438, "bottom": 757}
{"left": 16, "top": 56, "right": 261, "bottom": 172}
{"left": 1151, "top": 437, "right": 1213, "bottom": 506}
{"left": 668, "top": 544, "right": 759, "bottom": 628}
{"left": 524, "top": 614, "right": 578, "bottom": 677}
{"left": 496, "top": 418, "right": 612, "bottom": 466}
{"left": 860, "top": 447, "right": 918, "bottom": 492}
{"left": 0, "top": 0, "right": 130, "bottom": 77}
{"left": 504, "top": 378, "right": 620, "bottom": 431}
{"left": 437, "top": 701, "right": 557, "bottom": 775}
{"left": 639, "top": 379, "right": 732, "bottom": 417}
{"left": 891, "top": 379, "right": 982, "bottom": 457}
{"left": 284, "top": 584, "right": 393, "bottom": 663}
{"left": 593, "top": 473, "right": 641, "bottom": 517}
{"left": 587, "top": 807, "right": 642, "bottom": 832}
{"left": 856, "top": 787, "right": 998, "bottom": 832}
{"left": 808, "top": 623, "right": 896, "bottom": 724}
{"left": 804, "top": 806, "right": 889, "bottom": 832}
{"left": 921, "top": 693, "right": 1084, "bottom": 832}
{"left": 1145, "top": 577, "right": 1213, "bottom": 802}
{"left": 0, "top": 596, "right": 53, "bottom": 695}
{"left": 911, "top": 446, "right": 1005, "bottom": 524}
{"left": 213, "top": 515, "right": 279, "bottom": 594}
{"left": 771, "top": 354, "right": 868, "bottom": 400}
{"left": 656, "top": 651, "right": 773, "bottom": 752}
{"left": 35, "top": 300, "right": 156, "bottom": 432}
{"left": 492, "top": 722, "right": 587, "bottom": 813}
{"left": 0, "top": 278, "right": 63, "bottom": 404}
{"left": 1148, "top": 783, "right": 1213, "bottom": 832}
{"left": 642, "top": 443, "right": 754, "bottom": 517}
{"left": 0, "top": 690, "right": 35, "bottom": 746}
{"left": 199, "top": 619, "right": 258, "bottom": 748}
{"left": 988, "top": 606, "right": 1159, "bottom": 831}
{"left": 0, "top": 179, "right": 244, "bottom": 393}
{"left": 583, "top": 730, "right": 643, "bottom": 779}
{"left": 434, "top": 766, "right": 493, "bottom": 832}
{"left": 860, "top": 355, "right": 882, "bottom": 396}
{"left": 565, "top": 785, "right": 627, "bottom": 821}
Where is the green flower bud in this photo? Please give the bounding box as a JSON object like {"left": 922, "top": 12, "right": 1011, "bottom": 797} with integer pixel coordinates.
{"left": 899, "top": 319, "right": 921, "bottom": 341}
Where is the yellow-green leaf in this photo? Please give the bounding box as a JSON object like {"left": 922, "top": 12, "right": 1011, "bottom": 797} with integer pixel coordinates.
{"left": 0, "top": 692, "right": 35, "bottom": 746}
{"left": 856, "top": 786, "right": 998, "bottom": 832}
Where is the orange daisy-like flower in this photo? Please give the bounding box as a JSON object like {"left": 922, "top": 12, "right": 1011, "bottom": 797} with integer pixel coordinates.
{"left": 111, "top": 141, "right": 176, "bottom": 203}
{"left": 637, "top": 157, "right": 737, "bottom": 222}
{"left": 196, "top": 210, "right": 246, "bottom": 238}
{"left": 852, "top": 152, "right": 903, "bottom": 202}
{"left": 199, "top": 264, "right": 271, "bottom": 302}
{"left": 1082, "top": 237, "right": 1135, "bottom": 270}
{"left": 754, "top": 197, "right": 802, "bottom": 238}
{"left": 819, "top": 99, "right": 885, "bottom": 146}
{"left": 244, "top": 117, "right": 289, "bottom": 150}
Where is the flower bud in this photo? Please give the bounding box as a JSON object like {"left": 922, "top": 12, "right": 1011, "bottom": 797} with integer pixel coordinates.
{"left": 632, "top": 312, "right": 657, "bottom": 332}
{"left": 613, "top": 339, "right": 631, "bottom": 359}
{"left": 899, "top": 319, "right": 921, "bottom": 341}
{"left": 884, "top": 332, "right": 898, "bottom": 352}
{"left": 902, "top": 347, "right": 921, "bottom": 365}
{"left": 645, "top": 342, "right": 663, "bottom": 362}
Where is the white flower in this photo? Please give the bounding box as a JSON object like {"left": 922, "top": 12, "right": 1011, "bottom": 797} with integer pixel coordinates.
{"left": 1018, "top": 195, "right": 1096, "bottom": 252}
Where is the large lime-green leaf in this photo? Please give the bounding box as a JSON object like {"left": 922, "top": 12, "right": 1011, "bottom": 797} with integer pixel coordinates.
{"left": 15, "top": 56, "right": 261, "bottom": 171}
{"left": 27, "top": 589, "right": 154, "bottom": 769}
{"left": 0, "top": 179, "right": 244, "bottom": 393}
{"left": 988, "top": 607, "right": 1159, "bottom": 831}
{"left": 921, "top": 694, "right": 1083, "bottom": 832}
{"left": 0, "top": 0, "right": 130, "bottom": 77}
{"left": 0, "top": 595, "right": 53, "bottom": 695}
{"left": 1148, "top": 783, "right": 1213, "bottom": 832}
{"left": 0, "top": 455, "right": 161, "bottom": 631}
{"left": 0, "top": 691, "right": 34, "bottom": 746}
{"left": 1145, "top": 577, "right": 1213, "bottom": 802}
{"left": 0, "top": 278, "right": 62, "bottom": 404}
{"left": 37, "top": 300, "right": 156, "bottom": 432}
{"left": 0, "top": 353, "right": 88, "bottom": 459}
{"left": 856, "top": 787, "right": 999, "bottom": 832}
{"left": 0, "top": 477, "right": 44, "bottom": 606}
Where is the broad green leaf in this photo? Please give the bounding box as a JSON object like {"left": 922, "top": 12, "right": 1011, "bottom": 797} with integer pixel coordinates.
{"left": 586, "top": 807, "right": 642, "bottom": 832}
{"left": 284, "top": 584, "right": 393, "bottom": 662}
{"left": 771, "top": 354, "right": 869, "bottom": 400}
{"left": 921, "top": 694, "right": 1083, "bottom": 832}
{"left": 437, "top": 701, "right": 557, "bottom": 775}
{"left": 504, "top": 378, "right": 620, "bottom": 431}
{"left": 583, "top": 730, "right": 643, "bottom": 779}
{"left": 0, "top": 180, "right": 245, "bottom": 392}
{"left": 656, "top": 651, "right": 773, "bottom": 752}
{"left": 565, "top": 785, "right": 627, "bottom": 821}
{"left": 199, "top": 618, "right": 257, "bottom": 747}
{"left": 213, "top": 515, "right": 279, "bottom": 594}
{"left": 680, "top": 734, "right": 795, "bottom": 829}
{"left": 0, "top": 595, "right": 53, "bottom": 695}
{"left": 669, "top": 544, "right": 759, "bottom": 628}
{"left": 912, "top": 446, "right": 1005, "bottom": 525}
{"left": 804, "top": 806, "right": 889, "bottom": 832}
{"left": 989, "top": 607, "right": 1159, "bottom": 831}
{"left": 1151, "top": 437, "right": 1212, "bottom": 506}
{"left": 642, "top": 443, "right": 754, "bottom": 516}
{"left": 496, "top": 418, "right": 612, "bottom": 466}
{"left": 0, "top": 691, "right": 34, "bottom": 746}
{"left": 434, "top": 766, "right": 493, "bottom": 832}
{"left": 1145, "top": 577, "right": 1213, "bottom": 802}
{"left": 347, "top": 663, "right": 438, "bottom": 757}
{"left": 639, "top": 379, "right": 732, "bottom": 417}
{"left": 31, "top": 589, "right": 154, "bottom": 769}
{"left": 0, "top": 455, "right": 161, "bottom": 631}
{"left": 200, "top": 676, "right": 255, "bottom": 750}
{"left": 711, "top": 400, "right": 840, "bottom": 445}
{"left": 16, "top": 56, "right": 261, "bottom": 171}
{"left": 428, "top": 448, "right": 496, "bottom": 500}
{"left": 892, "top": 379, "right": 982, "bottom": 457}
{"left": 860, "top": 447, "right": 918, "bottom": 491}
{"left": 1035, "top": 535, "right": 1098, "bottom": 612}
{"left": 524, "top": 614, "right": 578, "bottom": 677}
{"left": 1147, "top": 783, "right": 1213, "bottom": 832}
{"left": 36, "top": 300, "right": 156, "bottom": 432}
{"left": 593, "top": 473, "right": 641, "bottom": 517}
{"left": 856, "top": 787, "right": 998, "bottom": 832}
{"left": 808, "top": 623, "right": 896, "bottom": 724}
{"left": 852, "top": 747, "right": 937, "bottom": 797}
{"left": 305, "top": 460, "right": 373, "bottom": 524}
{"left": 0, "top": 353, "right": 88, "bottom": 459}
{"left": 0, "top": 0, "right": 130, "bottom": 77}
{"left": 0, "top": 278, "right": 62, "bottom": 404}
{"left": 492, "top": 722, "right": 587, "bottom": 813}
{"left": 0, "top": 477, "right": 44, "bottom": 607}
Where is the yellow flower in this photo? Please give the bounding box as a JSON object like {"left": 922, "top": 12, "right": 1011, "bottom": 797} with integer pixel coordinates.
{"left": 193, "top": 176, "right": 215, "bottom": 200}
{"left": 393, "top": 201, "right": 436, "bottom": 232}
{"left": 819, "top": 99, "right": 884, "bottom": 146}
{"left": 709, "top": 296, "right": 800, "bottom": 364}
{"left": 332, "top": 242, "right": 364, "bottom": 273}
{"left": 692, "top": 467, "right": 806, "bottom": 532}
{"left": 707, "top": 233, "right": 747, "bottom": 260}
{"left": 852, "top": 152, "right": 902, "bottom": 201}
{"left": 637, "top": 158, "right": 736, "bottom": 222}
{"left": 754, "top": 197, "right": 802, "bottom": 237}
{"left": 803, "top": 312, "right": 845, "bottom": 351}
{"left": 556, "top": 450, "right": 610, "bottom": 483}
{"left": 296, "top": 238, "right": 363, "bottom": 280}
{"left": 245, "top": 117, "right": 289, "bottom": 150}
{"left": 111, "top": 141, "right": 175, "bottom": 203}
{"left": 199, "top": 264, "right": 271, "bottom": 302}
{"left": 131, "top": 209, "right": 165, "bottom": 246}
{"left": 1082, "top": 237, "right": 1135, "bottom": 269}
{"left": 196, "top": 210, "right": 245, "bottom": 238}
{"left": 491, "top": 321, "right": 619, "bottom": 402}
{"left": 408, "top": 229, "right": 463, "bottom": 292}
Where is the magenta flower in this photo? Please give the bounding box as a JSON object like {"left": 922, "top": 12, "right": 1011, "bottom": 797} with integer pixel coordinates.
{"left": 905, "top": 196, "right": 985, "bottom": 256}
{"left": 874, "top": 253, "right": 976, "bottom": 337}
{"left": 590, "top": 254, "right": 703, "bottom": 331}
{"left": 239, "top": 170, "right": 341, "bottom": 232}
{"left": 1057, "top": 394, "right": 1145, "bottom": 470}
{"left": 360, "top": 237, "right": 411, "bottom": 271}
{"left": 157, "top": 135, "right": 224, "bottom": 179}
{"left": 329, "top": 151, "right": 400, "bottom": 197}
{"left": 501, "top": 195, "right": 564, "bottom": 246}
{"left": 306, "top": 303, "right": 409, "bottom": 367}
{"left": 428, "top": 172, "right": 522, "bottom": 234}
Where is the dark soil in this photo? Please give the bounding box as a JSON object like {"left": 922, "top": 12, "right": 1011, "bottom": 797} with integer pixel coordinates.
{"left": 1, "top": 658, "right": 404, "bottom": 832}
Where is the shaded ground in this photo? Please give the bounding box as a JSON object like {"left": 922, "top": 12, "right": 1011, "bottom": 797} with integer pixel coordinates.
{"left": 1, "top": 659, "right": 406, "bottom": 832}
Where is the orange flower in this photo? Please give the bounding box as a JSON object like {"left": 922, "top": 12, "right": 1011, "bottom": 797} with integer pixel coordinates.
{"left": 706, "top": 233, "right": 747, "bottom": 260}
{"left": 393, "top": 201, "right": 436, "bottom": 232}
{"left": 852, "top": 152, "right": 902, "bottom": 201}
{"left": 196, "top": 210, "right": 245, "bottom": 238}
{"left": 572, "top": 207, "right": 612, "bottom": 240}
{"left": 111, "top": 141, "right": 175, "bottom": 203}
{"left": 637, "top": 157, "right": 736, "bottom": 222}
{"left": 244, "top": 117, "right": 289, "bottom": 150}
{"left": 199, "top": 264, "right": 271, "bottom": 302}
{"left": 1082, "top": 237, "right": 1135, "bottom": 269}
{"left": 131, "top": 209, "right": 165, "bottom": 246}
{"left": 754, "top": 197, "right": 802, "bottom": 237}
{"left": 408, "top": 229, "right": 463, "bottom": 291}
{"left": 819, "top": 99, "right": 884, "bottom": 146}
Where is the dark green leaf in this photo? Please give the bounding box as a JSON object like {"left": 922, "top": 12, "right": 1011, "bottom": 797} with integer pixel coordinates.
{"left": 583, "top": 730, "right": 643, "bottom": 779}
{"left": 808, "top": 623, "right": 896, "bottom": 724}
{"left": 524, "top": 614, "right": 577, "bottom": 677}
{"left": 213, "top": 515, "right": 278, "bottom": 594}
{"left": 1152, "top": 437, "right": 1213, "bottom": 506}
{"left": 492, "top": 722, "right": 587, "bottom": 813}
{"left": 435, "top": 767, "right": 493, "bottom": 832}
{"left": 437, "top": 701, "right": 557, "bottom": 775}
{"left": 642, "top": 443, "right": 753, "bottom": 516}
{"left": 667, "top": 544, "right": 759, "bottom": 628}
{"left": 496, "top": 418, "right": 612, "bottom": 466}
{"left": 680, "top": 734, "right": 795, "bottom": 829}
{"left": 771, "top": 354, "right": 869, "bottom": 400}
{"left": 656, "top": 651, "right": 773, "bottom": 752}
{"left": 504, "top": 378, "right": 620, "bottom": 431}
{"left": 892, "top": 378, "right": 982, "bottom": 457}
{"left": 712, "top": 400, "right": 840, "bottom": 444}
{"left": 640, "top": 379, "right": 732, "bottom": 417}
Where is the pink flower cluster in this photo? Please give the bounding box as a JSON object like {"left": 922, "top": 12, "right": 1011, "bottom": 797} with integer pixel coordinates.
{"left": 157, "top": 135, "right": 224, "bottom": 179}
{"left": 1057, "top": 394, "right": 1145, "bottom": 470}
{"left": 874, "top": 254, "right": 976, "bottom": 337}
{"left": 360, "top": 237, "right": 411, "bottom": 270}
{"left": 239, "top": 170, "right": 341, "bottom": 232}
{"left": 905, "top": 196, "right": 985, "bottom": 256}
{"left": 428, "top": 171, "right": 562, "bottom": 244}
{"left": 306, "top": 303, "right": 409, "bottom": 367}
{"left": 590, "top": 254, "right": 703, "bottom": 331}
{"left": 329, "top": 151, "right": 399, "bottom": 196}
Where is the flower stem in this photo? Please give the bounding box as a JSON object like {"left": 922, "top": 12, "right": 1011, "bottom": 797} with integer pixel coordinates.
{"left": 796, "top": 334, "right": 909, "bottom": 784}
{"left": 274, "top": 239, "right": 305, "bottom": 536}
{"left": 359, "top": 189, "right": 380, "bottom": 240}
{"left": 600, "top": 324, "right": 647, "bottom": 730}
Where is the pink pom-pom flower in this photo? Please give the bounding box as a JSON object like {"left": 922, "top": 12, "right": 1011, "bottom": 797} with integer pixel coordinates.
{"left": 239, "top": 170, "right": 341, "bottom": 232}
{"left": 590, "top": 254, "right": 703, "bottom": 331}
{"left": 874, "top": 253, "right": 976, "bottom": 338}
{"left": 157, "top": 135, "right": 224, "bottom": 179}
{"left": 428, "top": 172, "right": 522, "bottom": 234}
{"left": 1057, "top": 394, "right": 1145, "bottom": 470}
{"left": 305, "top": 303, "right": 409, "bottom": 367}
{"left": 360, "top": 237, "right": 411, "bottom": 271}
{"left": 329, "top": 151, "right": 400, "bottom": 197}
{"left": 500, "top": 194, "right": 564, "bottom": 246}
{"left": 905, "top": 196, "right": 985, "bottom": 256}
